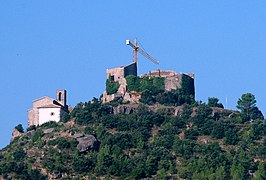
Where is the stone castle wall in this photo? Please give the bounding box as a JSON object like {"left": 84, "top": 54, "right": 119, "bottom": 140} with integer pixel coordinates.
{"left": 165, "top": 74, "right": 183, "bottom": 91}
{"left": 106, "top": 67, "right": 125, "bottom": 82}
{"left": 103, "top": 62, "right": 138, "bottom": 103}
{"left": 103, "top": 65, "right": 194, "bottom": 104}
{"left": 141, "top": 70, "right": 194, "bottom": 92}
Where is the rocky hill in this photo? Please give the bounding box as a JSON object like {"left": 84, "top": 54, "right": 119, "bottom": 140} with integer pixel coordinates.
{"left": 0, "top": 97, "right": 265, "bottom": 179}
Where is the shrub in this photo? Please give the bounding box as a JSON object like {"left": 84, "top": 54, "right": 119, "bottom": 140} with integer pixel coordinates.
{"left": 27, "top": 125, "right": 36, "bottom": 131}
{"left": 106, "top": 76, "right": 120, "bottom": 95}
{"left": 28, "top": 169, "right": 47, "bottom": 180}
{"left": 48, "top": 137, "right": 78, "bottom": 150}
{"left": 140, "top": 76, "right": 165, "bottom": 94}
{"left": 126, "top": 75, "right": 141, "bottom": 92}
{"left": 61, "top": 113, "right": 70, "bottom": 123}
{"left": 15, "top": 124, "right": 24, "bottom": 133}
{"left": 40, "top": 121, "right": 58, "bottom": 128}
{"left": 32, "top": 129, "right": 43, "bottom": 143}
{"left": 140, "top": 90, "right": 156, "bottom": 105}
{"left": 73, "top": 157, "right": 95, "bottom": 173}
{"left": 208, "top": 97, "right": 224, "bottom": 108}
{"left": 84, "top": 126, "right": 95, "bottom": 135}
{"left": 13, "top": 149, "right": 25, "bottom": 160}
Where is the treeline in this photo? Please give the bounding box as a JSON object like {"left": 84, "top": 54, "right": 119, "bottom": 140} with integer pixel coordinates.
{"left": 67, "top": 98, "right": 265, "bottom": 179}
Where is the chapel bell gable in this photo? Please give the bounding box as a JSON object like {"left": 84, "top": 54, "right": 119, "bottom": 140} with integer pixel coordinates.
{"left": 56, "top": 90, "right": 67, "bottom": 107}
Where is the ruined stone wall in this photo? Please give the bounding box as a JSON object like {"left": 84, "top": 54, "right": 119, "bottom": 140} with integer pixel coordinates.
{"left": 123, "top": 92, "right": 141, "bottom": 103}
{"left": 141, "top": 70, "right": 195, "bottom": 92}
{"left": 141, "top": 70, "right": 177, "bottom": 78}
{"left": 106, "top": 67, "right": 125, "bottom": 82}
{"left": 28, "top": 108, "right": 39, "bottom": 126}
{"left": 102, "top": 92, "right": 122, "bottom": 103}
{"left": 165, "top": 74, "right": 183, "bottom": 91}
{"left": 104, "top": 66, "right": 125, "bottom": 103}
{"left": 104, "top": 63, "right": 137, "bottom": 103}
{"left": 103, "top": 65, "right": 195, "bottom": 103}
{"left": 187, "top": 73, "right": 194, "bottom": 79}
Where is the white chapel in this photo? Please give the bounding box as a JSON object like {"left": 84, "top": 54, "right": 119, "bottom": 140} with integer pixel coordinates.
{"left": 28, "top": 90, "right": 69, "bottom": 126}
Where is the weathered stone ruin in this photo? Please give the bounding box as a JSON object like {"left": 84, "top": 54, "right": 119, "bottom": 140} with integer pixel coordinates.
{"left": 141, "top": 70, "right": 194, "bottom": 91}
{"left": 102, "top": 62, "right": 138, "bottom": 103}
{"left": 102, "top": 62, "right": 195, "bottom": 103}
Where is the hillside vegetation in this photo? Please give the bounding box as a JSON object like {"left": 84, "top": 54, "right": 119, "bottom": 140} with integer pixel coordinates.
{"left": 0, "top": 94, "right": 265, "bottom": 179}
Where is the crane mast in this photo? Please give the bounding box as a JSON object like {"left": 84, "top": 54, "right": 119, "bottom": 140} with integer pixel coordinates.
{"left": 126, "top": 38, "right": 159, "bottom": 65}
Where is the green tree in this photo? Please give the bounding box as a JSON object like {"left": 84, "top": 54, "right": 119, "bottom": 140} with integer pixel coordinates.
{"left": 13, "top": 148, "right": 25, "bottom": 160}
{"left": 236, "top": 93, "right": 264, "bottom": 122}
{"left": 28, "top": 169, "right": 47, "bottom": 180}
{"left": 73, "top": 156, "right": 95, "bottom": 173}
{"left": 230, "top": 160, "right": 245, "bottom": 180}
{"left": 27, "top": 125, "right": 36, "bottom": 131}
{"left": 95, "top": 145, "right": 112, "bottom": 175}
{"left": 61, "top": 113, "right": 70, "bottom": 123}
{"left": 208, "top": 97, "right": 224, "bottom": 108}
{"left": 15, "top": 124, "right": 24, "bottom": 133}
{"left": 157, "top": 168, "right": 167, "bottom": 179}
{"left": 212, "top": 166, "right": 227, "bottom": 179}
{"left": 253, "top": 162, "right": 266, "bottom": 180}
{"left": 125, "top": 75, "right": 141, "bottom": 92}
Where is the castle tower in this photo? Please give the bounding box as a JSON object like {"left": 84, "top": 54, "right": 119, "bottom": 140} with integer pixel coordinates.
{"left": 56, "top": 90, "right": 67, "bottom": 107}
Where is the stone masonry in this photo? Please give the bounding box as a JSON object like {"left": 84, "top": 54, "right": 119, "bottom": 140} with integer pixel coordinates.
{"left": 103, "top": 62, "right": 137, "bottom": 103}
{"left": 102, "top": 62, "right": 195, "bottom": 103}
{"left": 28, "top": 90, "right": 69, "bottom": 127}
{"left": 141, "top": 70, "right": 194, "bottom": 91}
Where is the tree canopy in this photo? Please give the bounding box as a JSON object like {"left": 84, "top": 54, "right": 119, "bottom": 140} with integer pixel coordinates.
{"left": 236, "top": 93, "right": 264, "bottom": 122}
{"left": 208, "top": 97, "right": 224, "bottom": 108}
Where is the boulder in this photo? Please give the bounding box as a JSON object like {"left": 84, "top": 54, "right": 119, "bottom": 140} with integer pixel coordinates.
{"left": 43, "top": 128, "right": 54, "bottom": 134}
{"left": 76, "top": 135, "right": 97, "bottom": 152}
{"left": 113, "top": 105, "right": 134, "bottom": 115}
{"left": 26, "top": 130, "right": 36, "bottom": 138}
{"left": 73, "top": 133, "right": 84, "bottom": 139}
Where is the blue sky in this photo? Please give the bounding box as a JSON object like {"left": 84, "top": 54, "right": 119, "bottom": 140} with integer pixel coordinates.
{"left": 1, "top": 1, "right": 265, "bottom": 149}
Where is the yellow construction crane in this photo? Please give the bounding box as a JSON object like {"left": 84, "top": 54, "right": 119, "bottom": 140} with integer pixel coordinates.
{"left": 126, "top": 38, "right": 159, "bottom": 65}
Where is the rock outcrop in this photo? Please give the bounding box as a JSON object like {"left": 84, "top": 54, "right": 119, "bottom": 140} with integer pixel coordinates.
{"left": 43, "top": 128, "right": 54, "bottom": 134}
{"left": 76, "top": 135, "right": 98, "bottom": 152}
{"left": 11, "top": 128, "right": 23, "bottom": 142}
{"left": 113, "top": 105, "right": 135, "bottom": 114}
{"left": 26, "top": 130, "right": 36, "bottom": 138}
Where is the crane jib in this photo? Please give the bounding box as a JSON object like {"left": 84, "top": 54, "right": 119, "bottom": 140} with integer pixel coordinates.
{"left": 126, "top": 39, "right": 159, "bottom": 65}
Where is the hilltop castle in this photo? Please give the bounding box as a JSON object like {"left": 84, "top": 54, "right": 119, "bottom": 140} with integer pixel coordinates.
{"left": 27, "top": 38, "right": 195, "bottom": 126}
{"left": 28, "top": 90, "right": 69, "bottom": 126}
{"left": 102, "top": 62, "right": 195, "bottom": 103}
